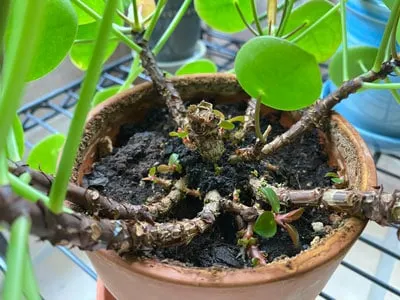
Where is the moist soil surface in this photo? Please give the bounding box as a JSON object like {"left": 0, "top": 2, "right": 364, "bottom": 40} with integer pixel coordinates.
{"left": 84, "top": 100, "right": 339, "bottom": 268}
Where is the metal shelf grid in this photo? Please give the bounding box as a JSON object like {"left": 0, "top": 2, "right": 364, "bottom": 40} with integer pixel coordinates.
{"left": 0, "top": 28, "right": 398, "bottom": 300}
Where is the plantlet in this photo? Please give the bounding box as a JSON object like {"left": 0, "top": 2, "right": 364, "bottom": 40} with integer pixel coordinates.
{"left": 1, "top": 0, "right": 400, "bottom": 298}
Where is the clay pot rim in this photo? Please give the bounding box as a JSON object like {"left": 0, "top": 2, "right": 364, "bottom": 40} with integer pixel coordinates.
{"left": 84, "top": 73, "right": 376, "bottom": 288}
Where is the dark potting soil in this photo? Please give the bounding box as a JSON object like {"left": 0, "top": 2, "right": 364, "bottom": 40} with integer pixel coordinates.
{"left": 84, "top": 100, "right": 338, "bottom": 268}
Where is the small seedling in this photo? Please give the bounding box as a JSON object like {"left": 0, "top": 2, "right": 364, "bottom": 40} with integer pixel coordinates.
{"left": 157, "top": 153, "right": 183, "bottom": 174}
{"left": 325, "top": 172, "right": 345, "bottom": 185}
{"left": 255, "top": 187, "right": 304, "bottom": 248}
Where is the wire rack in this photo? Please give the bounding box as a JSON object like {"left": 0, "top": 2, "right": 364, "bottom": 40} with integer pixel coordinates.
{"left": 0, "top": 29, "right": 399, "bottom": 300}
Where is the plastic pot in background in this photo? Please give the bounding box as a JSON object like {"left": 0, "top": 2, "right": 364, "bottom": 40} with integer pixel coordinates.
{"left": 324, "top": 0, "right": 400, "bottom": 151}
{"left": 148, "top": 0, "right": 206, "bottom": 73}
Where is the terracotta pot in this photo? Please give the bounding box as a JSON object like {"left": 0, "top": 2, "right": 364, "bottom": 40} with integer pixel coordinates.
{"left": 73, "top": 74, "right": 377, "bottom": 300}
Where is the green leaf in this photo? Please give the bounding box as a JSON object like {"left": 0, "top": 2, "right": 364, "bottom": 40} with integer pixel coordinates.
{"left": 27, "top": 134, "right": 66, "bottom": 174}
{"left": 219, "top": 120, "right": 235, "bottom": 130}
{"left": 70, "top": 1, "right": 123, "bottom": 71}
{"left": 149, "top": 166, "right": 156, "bottom": 176}
{"left": 169, "top": 131, "right": 188, "bottom": 138}
{"left": 212, "top": 109, "right": 225, "bottom": 120}
{"left": 259, "top": 187, "right": 280, "bottom": 213}
{"left": 328, "top": 46, "right": 378, "bottom": 86}
{"left": 92, "top": 86, "right": 120, "bottom": 107}
{"left": 284, "top": 223, "right": 301, "bottom": 248}
{"left": 331, "top": 177, "right": 344, "bottom": 184}
{"left": 168, "top": 153, "right": 180, "bottom": 166}
{"left": 24, "top": 0, "right": 78, "bottom": 81}
{"left": 324, "top": 172, "right": 339, "bottom": 178}
{"left": 254, "top": 211, "right": 277, "bottom": 238}
{"left": 284, "top": 0, "right": 341, "bottom": 62}
{"left": 194, "top": 0, "right": 254, "bottom": 33}
{"left": 227, "top": 116, "right": 245, "bottom": 123}
{"left": 72, "top": 0, "right": 106, "bottom": 25}
{"left": 70, "top": 22, "right": 119, "bottom": 70}
{"left": 175, "top": 59, "right": 218, "bottom": 75}
{"left": 235, "top": 36, "right": 322, "bottom": 111}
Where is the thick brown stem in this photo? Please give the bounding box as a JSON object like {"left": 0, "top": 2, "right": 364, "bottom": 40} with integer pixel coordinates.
{"left": 261, "top": 60, "right": 398, "bottom": 156}
{"left": 250, "top": 178, "right": 400, "bottom": 226}
{"left": 12, "top": 165, "right": 187, "bottom": 222}
{"left": 138, "top": 41, "right": 186, "bottom": 127}
{"left": 0, "top": 186, "right": 221, "bottom": 252}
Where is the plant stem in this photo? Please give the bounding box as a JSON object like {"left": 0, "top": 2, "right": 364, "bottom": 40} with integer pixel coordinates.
{"left": 6, "top": 129, "right": 21, "bottom": 162}
{"left": 120, "top": 0, "right": 192, "bottom": 91}
{"left": 153, "top": 0, "right": 192, "bottom": 55}
{"left": 362, "top": 82, "right": 400, "bottom": 89}
{"left": 119, "top": 54, "right": 142, "bottom": 91}
{"left": 277, "top": 0, "right": 294, "bottom": 37}
{"left": 23, "top": 252, "right": 41, "bottom": 300}
{"left": 385, "top": 78, "right": 400, "bottom": 104}
{"left": 281, "top": 22, "right": 307, "bottom": 39}
{"left": 391, "top": 8, "right": 400, "bottom": 60}
{"left": 255, "top": 98, "right": 266, "bottom": 143}
{"left": 72, "top": 0, "right": 142, "bottom": 53}
{"left": 142, "top": 11, "right": 156, "bottom": 26}
{"left": 340, "top": 0, "right": 349, "bottom": 81}
{"left": 0, "top": 0, "right": 10, "bottom": 65}
{"left": 267, "top": 0, "right": 278, "bottom": 35}
{"left": 74, "top": 37, "right": 121, "bottom": 44}
{"left": 131, "top": 0, "right": 141, "bottom": 30}
{"left": 372, "top": 0, "right": 400, "bottom": 72}
{"left": 143, "top": 0, "right": 166, "bottom": 41}
{"left": 256, "top": 0, "right": 289, "bottom": 24}
{"left": 49, "top": 0, "right": 119, "bottom": 214}
{"left": 117, "top": 9, "right": 133, "bottom": 25}
{"left": 291, "top": 3, "right": 340, "bottom": 43}
{"left": 251, "top": 0, "right": 263, "bottom": 35}
{"left": 235, "top": 2, "right": 259, "bottom": 36}
{"left": 2, "top": 216, "right": 31, "bottom": 300}
{"left": 0, "top": 0, "right": 46, "bottom": 162}
{"left": 0, "top": 152, "right": 8, "bottom": 185}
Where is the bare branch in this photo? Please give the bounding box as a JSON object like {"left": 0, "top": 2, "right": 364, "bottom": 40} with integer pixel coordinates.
{"left": 138, "top": 40, "right": 186, "bottom": 127}
{"left": 262, "top": 60, "right": 399, "bottom": 156}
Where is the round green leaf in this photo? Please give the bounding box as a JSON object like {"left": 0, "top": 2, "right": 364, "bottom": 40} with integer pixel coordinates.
{"left": 283, "top": 0, "right": 341, "bottom": 62}
{"left": 72, "top": 0, "right": 106, "bottom": 25}
{"left": 70, "top": 22, "right": 119, "bottom": 70}
{"left": 25, "top": 0, "right": 78, "bottom": 81}
{"left": 259, "top": 187, "right": 280, "bottom": 213}
{"left": 254, "top": 211, "right": 277, "bottom": 238}
{"left": 27, "top": 134, "right": 66, "bottom": 175}
{"left": 328, "top": 46, "right": 378, "bottom": 86}
{"left": 235, "top": 36, "right": 322, "bottom": 111}
{"left": 194, "top": 0, "right": 253, "bottom": 33}
{"left": 175, "top": 59, "right": 218, "bottom": 75}
{"left": 92, "top": 86, "right": 120, "bottom": 107}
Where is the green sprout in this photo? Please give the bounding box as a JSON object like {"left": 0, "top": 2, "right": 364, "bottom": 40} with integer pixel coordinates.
{"left": 325, "top": 171, "right": 345, "bottom": 185}
{"left": 255, "top": 187, "right": 304, "bottom": 248}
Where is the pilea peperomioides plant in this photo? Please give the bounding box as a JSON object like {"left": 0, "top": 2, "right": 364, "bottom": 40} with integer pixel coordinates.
{"left": 1, "top": 0, "right": 400, "bottom": 298}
